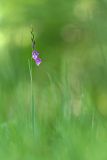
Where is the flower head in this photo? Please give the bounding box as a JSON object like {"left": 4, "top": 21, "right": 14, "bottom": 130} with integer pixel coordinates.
{"left": 32, "top": 50, "right": 42, "bottom": 66}
{"left": 32, "top": 50, "right": 39, "bottom": 60}
{"left": 35, "top": 57, "right": 42, "bottom": 66}
{"left": 31, "top": 27, "right": 42, "bottom": 66}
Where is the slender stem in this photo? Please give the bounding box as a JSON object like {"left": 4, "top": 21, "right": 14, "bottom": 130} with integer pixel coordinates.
{"left": 28, "top": 58, "right": 35, "bottom": 136}
{"left": 31, "top": 26, "right": 36, "bottom": 50}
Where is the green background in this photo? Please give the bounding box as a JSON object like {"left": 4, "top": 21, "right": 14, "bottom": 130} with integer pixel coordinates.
{"left": 0, "top": 0, "right": 107, "bottom": 159}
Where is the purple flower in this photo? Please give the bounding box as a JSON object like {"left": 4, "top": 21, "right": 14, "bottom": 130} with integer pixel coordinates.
{"left": 32, "top": 50, "right": 42, "bottom": 66}
{"left": 32, "top": 50, "right": 39, "bottom": 60}
{"left": 35, "top": 57, "right": 42, "bottom": 66}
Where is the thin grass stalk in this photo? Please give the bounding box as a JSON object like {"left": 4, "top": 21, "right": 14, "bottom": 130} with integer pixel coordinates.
{"left": 28, "top": 58, "right": 35, "bottom": 136}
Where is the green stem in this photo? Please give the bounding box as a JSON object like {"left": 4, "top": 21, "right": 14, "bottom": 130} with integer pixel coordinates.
{"left": 28, "top": 58, "right": 35, "bottom": 136}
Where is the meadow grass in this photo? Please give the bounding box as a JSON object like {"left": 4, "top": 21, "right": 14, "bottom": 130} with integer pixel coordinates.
{"left": 0, "top": 1, "right": 107, "bottom": 159}
{"left": 0, "top": 61, "right": 107, "bottom": 160}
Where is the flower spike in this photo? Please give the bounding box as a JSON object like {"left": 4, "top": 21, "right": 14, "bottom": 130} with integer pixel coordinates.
{"left": 31, "top": 26, "right": 42, "bottom": 66}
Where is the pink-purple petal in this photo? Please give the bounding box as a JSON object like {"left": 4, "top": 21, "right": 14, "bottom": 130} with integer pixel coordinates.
{"left": 32, "top": 50, "right": 39, "bottom": 60}
{"left": 35, "top": 57, "right": 42, "bottom": 66}
{"left": 32, "top": 50, "right": 42, "bottom": 66}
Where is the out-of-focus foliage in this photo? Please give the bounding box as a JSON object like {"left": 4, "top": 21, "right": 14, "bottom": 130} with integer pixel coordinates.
{"left": 0, "top": 0, "right": 107, "bottom": 159}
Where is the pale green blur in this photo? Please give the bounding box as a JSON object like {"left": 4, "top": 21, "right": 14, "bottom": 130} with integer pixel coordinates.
{"left": 0, "top": 0, "right": 107, "bottom": 159}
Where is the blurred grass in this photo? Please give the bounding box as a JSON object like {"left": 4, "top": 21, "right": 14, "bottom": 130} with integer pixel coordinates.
{"left": 0, "top": 0, "right": 107, "bottom": 159}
